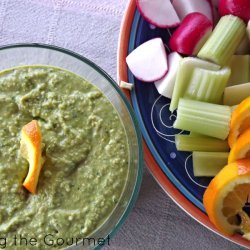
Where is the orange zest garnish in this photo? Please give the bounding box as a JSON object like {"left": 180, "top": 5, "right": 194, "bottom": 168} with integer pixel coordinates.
{"left": 228, "top": 128, "right": 250, "bottom": 164}
{"left": 203, "top": 159, "right": 250, "bottom": 237}
{"left": 228, "top": 97, "right": 250, "bottom": 148}
{"left": 20, "top": 120, "right": 44, "bottom": 194}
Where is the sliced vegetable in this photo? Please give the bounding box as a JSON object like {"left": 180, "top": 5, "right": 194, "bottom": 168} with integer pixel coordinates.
{"left": 175, "top": 134, "right": 229, "bottom": 152}
{"left": 119, "top": 81, "right": 133, "bottom": 90}
{"left": 198, "top": 15, "right": 246, "bottom": 66}
{"left": 228, "top": 97, "right": 250, "bottom": 148}
{"left": 219, "top": 0, "right": 250, "bottom": 22}
{"left": 154, "top": 52, "right": 182, "bottom": 99}
{"left": 169, "top": 13, "right": 213, "bottom": 56}
{"left": 203, "top": 158, "right": 250, "bottom": 236}
{"left": 172, "top": 0, "right": 213, "bottom": 22}
{"left": 224, "top": 83, "right": 250, "bottom": 106}
{"left": 173, "top": 99, "right": 231, "bottom": 140}
{"left": 136, "top": 0, "right": 180, "bottom": 28}
{"left": 126, "top": 38, "right": 168, "bottom": 82}
{"left": 170, "top": 57, "right": 220, "bottom": 112}
{"left": 228, "top": 128, "right": 250, "bottom": 163}
{"left": 184, "top": 66, "right": 231, "bottom": 103}
{"left": 227, "top": 55, "right": 250, "bottom": 86}
{"left": 193, "top": 152, "right": 229, "bottom": 177}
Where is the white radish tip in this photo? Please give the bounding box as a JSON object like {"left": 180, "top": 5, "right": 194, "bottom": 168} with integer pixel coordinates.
{"left": 155, "top": 52, "right": 183, "bottom": 99}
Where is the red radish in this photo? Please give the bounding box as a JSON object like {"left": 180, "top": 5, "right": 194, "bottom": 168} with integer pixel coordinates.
{"left": 126, "top": 38, "right": 168, "bottom": 82}
{"left": 136, "top": 0, "right": 180, "bottom": 28}
{"left": 172, "top": 0, "right": 213, "bottom": 23}
{"left": 219, "top": 0, "right": 250, "bottom": 22}
{"left": 169, "top": 13, "right": 213, "bottom": 56}
{"left": 154, "top": 52, "right": 183, "bottom": 99}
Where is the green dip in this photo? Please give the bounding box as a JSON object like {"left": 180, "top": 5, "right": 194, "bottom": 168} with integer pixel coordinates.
{"left": 0, "top": 66, "right": 128, "bottom": 249}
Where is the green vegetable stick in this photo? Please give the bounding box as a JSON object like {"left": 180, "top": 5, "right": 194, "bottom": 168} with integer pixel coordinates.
{"left": 223, "top": 82, "right": 250, "bottom": 106}
{"left": 175, "top": 134, "right": 229, "bottom": 152}
{"left": 184, "top": 66, "right": 231, "bottom": 104}
{"left": 198, "top": 15, "right": 246, "bottom": 66}
{"left": 170, "top": 57, "right": 220, "bottom": 112}
{"left": 193, "top": 152, "right": 229, "bottom": 177}
{"left": 173, "top": 99, "right": 231, "bottom": 140}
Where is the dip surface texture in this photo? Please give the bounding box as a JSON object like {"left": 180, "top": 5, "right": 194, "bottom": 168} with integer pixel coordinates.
{"left": 0, "top": 66, "right": 128, "bottom": 248}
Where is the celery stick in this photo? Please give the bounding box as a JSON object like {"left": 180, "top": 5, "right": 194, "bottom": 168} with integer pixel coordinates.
{"left": 223, "top": 82, "right": 250, "bottom": 106}
{"left": 193, "top": 152, "right": 229, "bottom": 177}
{"left": 198, "top": 15, "right": 246, "bottom": 66}
{"left": 170, "top": 57, "right": 220, "bottom": 112}
{"left": 173, "top": 99, "right": 231, "bottom": 140}
{"left": 175, "top": 134, "right": 229, "bottom": 152}
{"left": 184, "top": 67, "right": 230, "bottom": 103}
{"left": 227, "top": 55, "right": 250, "bottom": 86}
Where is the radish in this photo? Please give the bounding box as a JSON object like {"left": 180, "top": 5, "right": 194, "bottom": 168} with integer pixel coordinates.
{"left": 126, "top": 38, "right": 168, "bottom": 82}
{"left": 219, "top": 0, "right": 250, "bottom": 22}
{"left": 136, "top": 0, "right": 180, "bottom": 28}
{"left": 169, "top": 13, "right": 213, "bottom": 56}
{"left": 154, "top": 52, "right": 183, "bottom": 99}
{"left": 172, "top": 0, "right": 213, "bottom": 23}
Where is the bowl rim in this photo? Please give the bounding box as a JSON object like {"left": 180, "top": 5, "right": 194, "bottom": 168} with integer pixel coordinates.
{"left": 0, "top": 42, "right": 144, "bottom": 249}
{"left": 117, "top": 0, "right": 250, "bottom": 248}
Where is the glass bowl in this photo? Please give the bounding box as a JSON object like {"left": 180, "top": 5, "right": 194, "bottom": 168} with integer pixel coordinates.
{"left": 0, "top": 44, "right": 143, "bottom": 249}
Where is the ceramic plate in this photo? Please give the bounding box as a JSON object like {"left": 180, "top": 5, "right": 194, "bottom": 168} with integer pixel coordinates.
{"left": 117, "top": 0, "right": 250, "bottom": 248}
